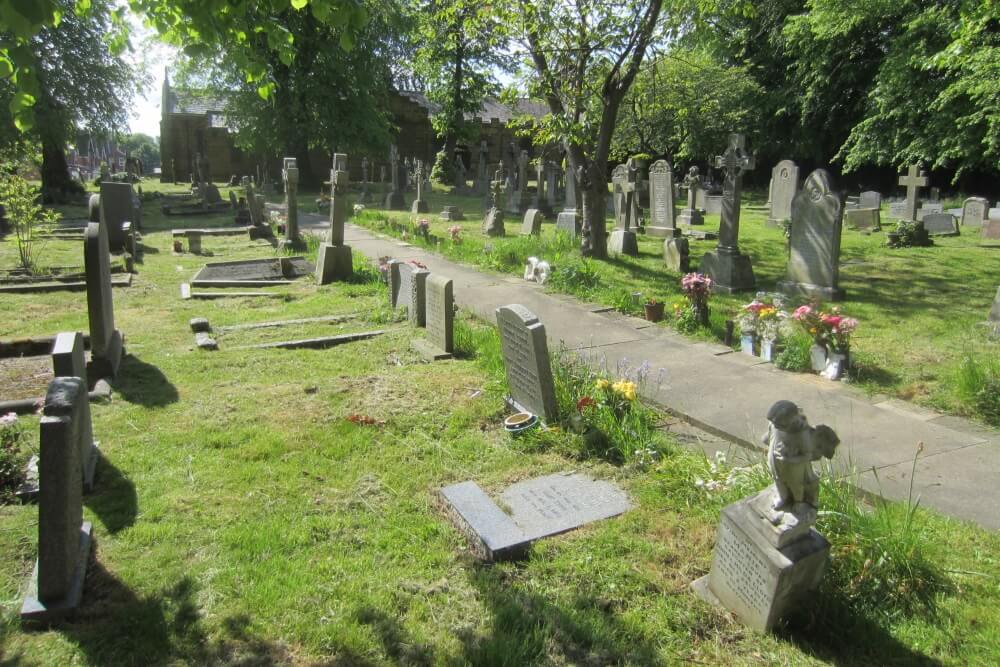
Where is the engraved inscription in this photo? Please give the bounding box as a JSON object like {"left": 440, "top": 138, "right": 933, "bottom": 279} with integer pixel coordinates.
{"left": 714, "top": 519, "right": 772, "bottom": 617}
{"left": 498, "top": 315, "right": 540, "bottom": 401}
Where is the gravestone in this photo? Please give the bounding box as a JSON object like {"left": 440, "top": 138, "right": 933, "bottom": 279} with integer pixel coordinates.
{"left": 701, "top": 134, "right": 756, "bottom": 293}
{"left": 521, "top": 209, "right": 543, "bottom": 236}
{"left": 384, "top": 145, "right": 406, "bottom": 210}
{"left": 316, "top": 155, "right": 353, "bottom": 284}
{"left": 495, "top": 304, "right": 558, "bottom": 422}
{"left": 704, "top": 195, "right": 723, "bottom": 215}
{"left": 983, "top": 218, "right": 1000, "bottom": 241}
{"left": 898, "top": 164, "right": 928, "bottom": 221}
{"left": 767, "top": 160, "right": 799, "bottom": 227}
{"left": 413, "top": 274, "right": 454, "bottom": 361}
{"left": 888, "top": 201, "right": 907, "bottom": 219}
{"left": 859, "top": 191, "right": 882, "bottom": 210}
{"left": 679, "top": 166, "right": 704, "bottom": 226}
{"left": 563, "top": 158, "right": 579, "bottom": 213}
{"left": 916, "top": 202, "right": 944, "bottom": 221}
{"left": 778, "top": 169, "right": 845, "bottom": 301}
{"left": 453, "top": 154, "right": 468, "bottom": 194}
{"left": 646, "top": 160, "right": 678, "bottom": 238}
{"left": 441, "top": 473, "right": 631, "bottom": 561}
{"left": 84, "top": 222, "right": 123, "bottom": 378}
{"left": 282, "top": 157, "right": 300, "bottom": 246}
{"left": 545, "top": 162, "right": 558, "bottom": 211}
{"left": 410, "top": 159, "right": 429, "bottom": 213}
{"left": 483, "top": 165, "right": 507, "bottom": 237}
{"left": 611, "top": 164, "right": 628, "bottom": 228}
{"left": 475, "top": 140, "right": 489, "bottom": 195}
{"left": 51, "top": 332, "right": 98, "bottom": 490}
{"left": 99, "top": 182, "right": 137, "bottom": 253}
{"left": 21, "top": 378, "right": 94, "bottom": 622}
{"left": 961, "top": 197, "right": 988, "bottom": 228}
{"left": 388, "top": 260, "right": 403, "bottom": 308}
{"left": 398, "top": 262, "right": 430, "bottom": 326}
{"left": 608, "top": 229, "right": 639, "bottom": 257}
{"left": 441, "top": 205, "right": 465, "bottom": 221}
{"left": 922, "top": 213, "right": 959, "bottom": 237}
{"left": 989, "top": 286, "right": 1000, "bottom": 332}
{"left": 844, "top": 207, "right": 880, "bottom": 232}
{"left": 663, "top": 237, "right": 690, "bottom": 273}
{"left": 556, "top": 211, "right": 580, "bottom": 237}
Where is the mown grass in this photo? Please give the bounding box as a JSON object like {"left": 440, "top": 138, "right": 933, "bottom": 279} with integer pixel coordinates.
{"left": 347, "top": 183, "right": 1000, "bottom": 425}
{"left": 0, "top": 182, "right": 997, "bottom": 664}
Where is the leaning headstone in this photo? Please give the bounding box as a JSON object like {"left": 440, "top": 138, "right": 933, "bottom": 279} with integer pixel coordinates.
{"left": 51, "top": 333, "right": 98, "bottom": 491}
{"left": 858, "top": 190, "right": 882, "bottom": 210}
{"left": 440, "top": 472, "right": 631, "bottom": 561}
{"left": 398, "top": 262, "right": 430, "bottom": 326}
{"left": 413, "top": 274, "right": 454, "bottom": 361}
{"left": 495, "top": 304, "right": 558, "bottom": 422}
{"left": 84, "top": 222, "right": 124, "bottom": 378}
{"left": 961, "top": 197, "right": 988, "bottom": 229}
{"left": 778, "top": 169, "right": 845, "bottom": 301}
{"left": 767, "top": 160, "right": 799, "bottom": 227}
{"left": 663, "top": 237, "right": 690, "bottom": 273}
{"left": 646, "top": 160, "right": 678, "bottom": 238}
{"left": 21, "top": 378, "right": 94, "bottom": 622}
{"left": 555, "top": 210, "right": 580, "bottom": 237}
{"left": 692, "top": 401, "right": 838, "bottom": 633}
{"left": 701, "top": 134, "right": 756, "bottom": 293}
{"left": 922, "top": 213, "right": 959, "bottom": 237}
{"left": 521, "top": 209, "right": 543, "bottom": 236}
{"left": 844, "top": 207, "right": 880, "bottom": 232}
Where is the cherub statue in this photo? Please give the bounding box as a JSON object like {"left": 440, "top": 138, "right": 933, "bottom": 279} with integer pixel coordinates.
{"left": 760, "top": 401, "right": 839, "bottom": 528}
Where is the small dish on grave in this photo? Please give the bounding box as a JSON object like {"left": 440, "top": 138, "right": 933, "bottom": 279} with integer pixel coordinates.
{"left": 440, "top": 472, "right": 631, "bottom": 561}
{"left": 191, "top": 257, "right": 314, "bottom": 287}
{"left": 692, "top": 400, "right": 839, "bottom": 633}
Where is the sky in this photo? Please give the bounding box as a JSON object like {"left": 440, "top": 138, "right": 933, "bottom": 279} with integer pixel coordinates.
{"left": 128, "top": 11, "right": 176, "bottom": 138}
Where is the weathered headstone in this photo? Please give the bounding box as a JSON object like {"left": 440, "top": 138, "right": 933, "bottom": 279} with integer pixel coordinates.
{"left": 282, "top": 157, "right": 300, "bottom": 246}
{"left": 483, "top": 165, "right": 507, "bottom": 237}
{"left": 701, "top": 134, "right": 756, "bottom": 293}
{"left": 922, "top": 212, "right": 959, "bottom": 237}
{"left": 441, "top": 205, "right": 465, "bottom": 221}
{"left": 440, "top": 473, "right": 631, "bottom": 561}
{"left": 495, "top": 304, "right": 557, "bottom": 422}
{"left": 608, "top": 229, "right": 639, "bottom": 257}
{"left": 521, "top": 209, "right": 543, "bottom": 236}
{"left": 388, "top": 260, "right": 403, "bottom": 308}
{"left": 315, "top": 154, "right": 353, "bottom": 284}
{"left": 51, "top": 332, "right": 98, "bottom": 490}
{"left": 555, "top": 210, "right": 580, "bottom": 237}
{"left": 410, "top": 159, "right": 429, "bottom": 213}
{"left": 888, "top": 201, "right": 907, "bottom": 219}
{"left": 989, "top": 286, "right": 1000, "bottom": 332}
{"left": 844, "top": 207, "right": 881, "bottom": 232}
{"left": 646, "top": 160, "right": 678, "bottom": 238}
{"left": 678, "top": 166, "right": 704, "bottom": 226}
{"left": 778, "top": 169, "right": 845, "bottom": 301}
{"left": 99, "top": 182, "right": 137, "bottom": 253}
{"left": 84, "top": 222, "right": 123, "bottom": 377}
{"left": 663, "top": 237, "right": 690, "bottom": 273}
{"left": 961, "top": 197, "right": 988, "bottom": 229}
{"left": 898, "top": 164, "right": 928, "bottom": 221}
{"left": 398, "top": 262, "right": 430, "bottom": 326}
{"left": 859, "top": 191, "right": 882, "bottom": 210}
{"left": 916, "top": 202, "right": 944, "bottom": 220}
{"left": 21, "top": 378, "right": 94, "bottom": 622}
{"left": 413, "top": 274, "right": 454, "bottom": 361}
{"left": 385, "top": 145, "right": 406, "bottom": 210}
{"left": 983, "top": 218, "right": 1000, "bottom": 241}
{"left": 767, "top": 160, "right": 799, "bottom": 227}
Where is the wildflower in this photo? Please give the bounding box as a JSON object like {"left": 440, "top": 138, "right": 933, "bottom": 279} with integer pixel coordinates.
{"left": 612, "top": 380, "right": 637, "bottom": 401}
{"left": 0, "top": 413, "right": 16, "bottom": 427}
{"left": 595, "top": 379, "right": 611, "bottom": 391}
{"left": 576, "top": 396, "right": 596, "bottom": 413}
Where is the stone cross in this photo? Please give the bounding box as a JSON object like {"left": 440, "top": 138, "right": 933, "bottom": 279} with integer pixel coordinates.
{"left": 389, "top": 145, "right": 400, "bottom": 193}
{"left": 282, "top": 157, "right": 299, "bottom": 243}
{"left": 328, "top": 153, "right": 349, "bottom": 245}
{"left": 898, "top": 164, "right": 929, "bottom": 222}
{"left": 563, "top": 157, "right": 578, "bottom": 212}
{"left": 714, "top": 133, "right": 755, "bottom": 255}
{"left": 683, "top": 167, "right": 702, "bottom": 212}
{"left": 415, "top": 160, "right": 424, "bottom": 200}
{"left": 620, "top": 160, "right": 640, "bottom": 231}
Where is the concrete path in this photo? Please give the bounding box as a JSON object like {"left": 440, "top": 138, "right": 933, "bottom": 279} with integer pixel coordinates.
{"left": 304, "top": 213, "right": 1000, "bottom": 530}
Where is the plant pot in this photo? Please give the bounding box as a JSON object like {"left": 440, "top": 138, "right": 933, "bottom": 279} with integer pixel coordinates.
{"left": 822, "top": 350, "right": 850, "bottom": 380}
{"left": 740, "top": 333, "right": 756, "bottom": 356}
{"left": 503, "top": 412, "right": 539, "bottom": 438}
{"left": 810, "top": 344, "right": 828, "bottom": 372}
{"left": 644, "top": 302, "right": 665, "bottom": 322}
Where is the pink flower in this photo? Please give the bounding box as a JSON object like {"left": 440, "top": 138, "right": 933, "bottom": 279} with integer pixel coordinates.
{"left": 793, "top": 305, "right": 813, "bottom": 320}
{"left": 0, "top": 412, "right": 16, "bottom": 427}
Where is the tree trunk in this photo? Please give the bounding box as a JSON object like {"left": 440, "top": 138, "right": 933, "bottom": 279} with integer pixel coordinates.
{"left": 41, "top": 139, "right": 82, "bottom": 203}
{"left": 582, "top": 170, "right": 608, "bottom": 259}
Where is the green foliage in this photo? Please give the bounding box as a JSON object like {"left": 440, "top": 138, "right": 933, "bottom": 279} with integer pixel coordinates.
{"left": 952, "top": 353, "right": 1000, "bottom": 426}
{"left": 609, "top": 288, "right": 640, "bottom": 315}
{"left": 548, "top": 259, "right": 602, "bottom": 295}
{"left": 0, "top": 413, "right": 29, "bottom": 501}
{"left": 430, "top": 149, "right": 451, "bottom": 185}
{"left": 774, "top": 331, "right": 813, "bottom": 371}
{"left": 120, "top": 132, "right": 160, "bottom": 171}
{"left": 887, "top": 221, "right": 932, "bottom": 248}
{"left": 0, "top": 172, "right": 58, "bottom": 272}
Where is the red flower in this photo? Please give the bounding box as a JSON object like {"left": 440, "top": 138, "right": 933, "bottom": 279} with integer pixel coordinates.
{"left": 576, "top": 396, "right": 596, "bottom": 413}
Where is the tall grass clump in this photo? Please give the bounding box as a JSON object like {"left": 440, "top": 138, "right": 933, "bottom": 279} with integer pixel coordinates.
{"left": 951, "top": 352, "right": 1000, "bottom": 425}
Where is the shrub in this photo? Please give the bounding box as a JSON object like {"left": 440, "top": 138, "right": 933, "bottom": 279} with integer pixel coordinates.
{"left": 0, "top": 173, "right": 58, "bottom": 273}
{"left": 775, "top": 332, "right": 813, "bottom": 371}
{"left": 549, "top": 260, "right": 601, "bottom": 294}
{"left": 952, "top": 353, "right": 1000, "bottom": 425}
{"left": 0, "top": 413, "right": 29, "bottom": 500}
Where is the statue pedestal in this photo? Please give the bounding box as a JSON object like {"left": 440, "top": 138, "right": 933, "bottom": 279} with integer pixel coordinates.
{"left": 691, "top": 492, "right": 830, "bottom": 633}
{"left": 700, "top": 249, "right": 755, "bottom": 293}
{"left": 608, "top": 230, "right": 638, "bottom": 257}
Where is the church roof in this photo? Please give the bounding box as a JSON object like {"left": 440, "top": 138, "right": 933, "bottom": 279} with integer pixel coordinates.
{"left": 394, "top": 87, "right": 547, "bottom": 123}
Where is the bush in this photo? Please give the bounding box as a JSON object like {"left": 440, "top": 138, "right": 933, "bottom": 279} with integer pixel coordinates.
{"left": 775, "top": 332, "right": 813, "bottom": 371}
{"left": 952, "top": 353, "right": 1000, "bottom": 425}
{"left": 974, "top": 377, "right": 1000, "bottom": 425}
{"left": 0, "top": 172, "right": 58, "bottom": 273}
{"left": 430, "top": 150, "right": 451, "bottom": 185}
{"left": 549, "top": 260, "right": 601, "bottom": 294}
{"left": 0, "top": 413, "right": 29, "bottom": 501}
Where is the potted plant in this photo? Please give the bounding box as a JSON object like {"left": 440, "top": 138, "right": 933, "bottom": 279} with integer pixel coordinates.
{"left": 644, "top": 297, "right": 665, "bottom": 322}
{"left": 819, "top": 309, "right": 858, "bottom": 380}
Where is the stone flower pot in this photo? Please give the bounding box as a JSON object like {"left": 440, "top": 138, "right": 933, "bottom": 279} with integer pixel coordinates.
{"left": 644, "top": 302, "right": 665, "bottom": 322}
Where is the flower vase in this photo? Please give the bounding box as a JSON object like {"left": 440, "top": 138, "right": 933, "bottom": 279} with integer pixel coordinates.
{"left": 761, "top": 339, "right": 775, "bottom": 362}
{"left": 822, "top": 349, "right": 850, "bottom": 381}
{"left": 740, "top": 333, "right": 756, "bottom": 356}
{"left": 810, "top": 344, "right": 828, "bottom": 372}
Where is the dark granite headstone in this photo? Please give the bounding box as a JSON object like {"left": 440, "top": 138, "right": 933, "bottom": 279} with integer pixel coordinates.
{"left": 922, "top": 213, "right": 959, "bottom": 237}
{"left": 84, "top": 222, "right": 123, "bottom": 378}
{"left": 51, "top": 332, "right": 98, "bottom": 490}
{"left": 440, "top": 473, "right": 631, "bottom": 560}
{"left": 413, "top": 274, "right": 454, "bottom": 360}
{"left": 495, "top": 304, "right": 557, "bottom": 421}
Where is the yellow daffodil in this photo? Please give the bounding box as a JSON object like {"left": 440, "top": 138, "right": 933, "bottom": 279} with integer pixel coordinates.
{"left": 595, "top": 379, "right": 611, "bottom": 391}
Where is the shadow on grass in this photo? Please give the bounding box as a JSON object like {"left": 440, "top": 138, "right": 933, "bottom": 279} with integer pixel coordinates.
{"left": 3, "top": 571, "right": 295, "bottom": 666}
{"left": 111, "top": 355, "right": 178, "bottom": 408}
{"left": 85, "top": 450, "right": 137, "bottom": 535}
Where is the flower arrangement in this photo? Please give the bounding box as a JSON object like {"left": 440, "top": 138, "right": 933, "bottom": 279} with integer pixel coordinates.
{"left": 415, "top": 218, "right": 430, "bottom": 238}
{"left": 793, "top": 304, "right": 859, "bottom": 353}
{"left": 738, "top": 295, "right": 787, "bottom": 341}
{"left": 376, "top": 256, "right": 393, "bottom": 283}
{"left": 353, "top": 204, "right": 365, "bottom": 215}
{"left": 673, "top": 273, "right": 712, "bottom": 331}
{"left": 681, "top": 272, "right": 712, "bottom": 309}
{"left": 448, "top": 224, "right": 462, "bottom": 243}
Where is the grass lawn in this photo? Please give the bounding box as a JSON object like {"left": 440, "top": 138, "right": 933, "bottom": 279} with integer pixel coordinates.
{"left": 0, "top": 181, "right": 998, "bottom": 664}
{"left": 342, "top": 182, "right": 1000, "bottom": 425}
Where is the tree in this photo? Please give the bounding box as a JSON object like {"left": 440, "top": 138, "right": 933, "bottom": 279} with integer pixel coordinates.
{"left": 511, "top": 0, "right": 666, "bottom": 259}
{"left": 0, "top": 0, "right": 139, "bottom": 199}
{"left": 611, "top": 48, "right": 763, "bottom": 164}
{"left": 412, "top": 0, "right": 510, "bottom": 182}
{"left": 121, "top": 133, "right": 161, "bottom": 172}
{"left": 174, "top": 1, "right": 404, "bottom": 187}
